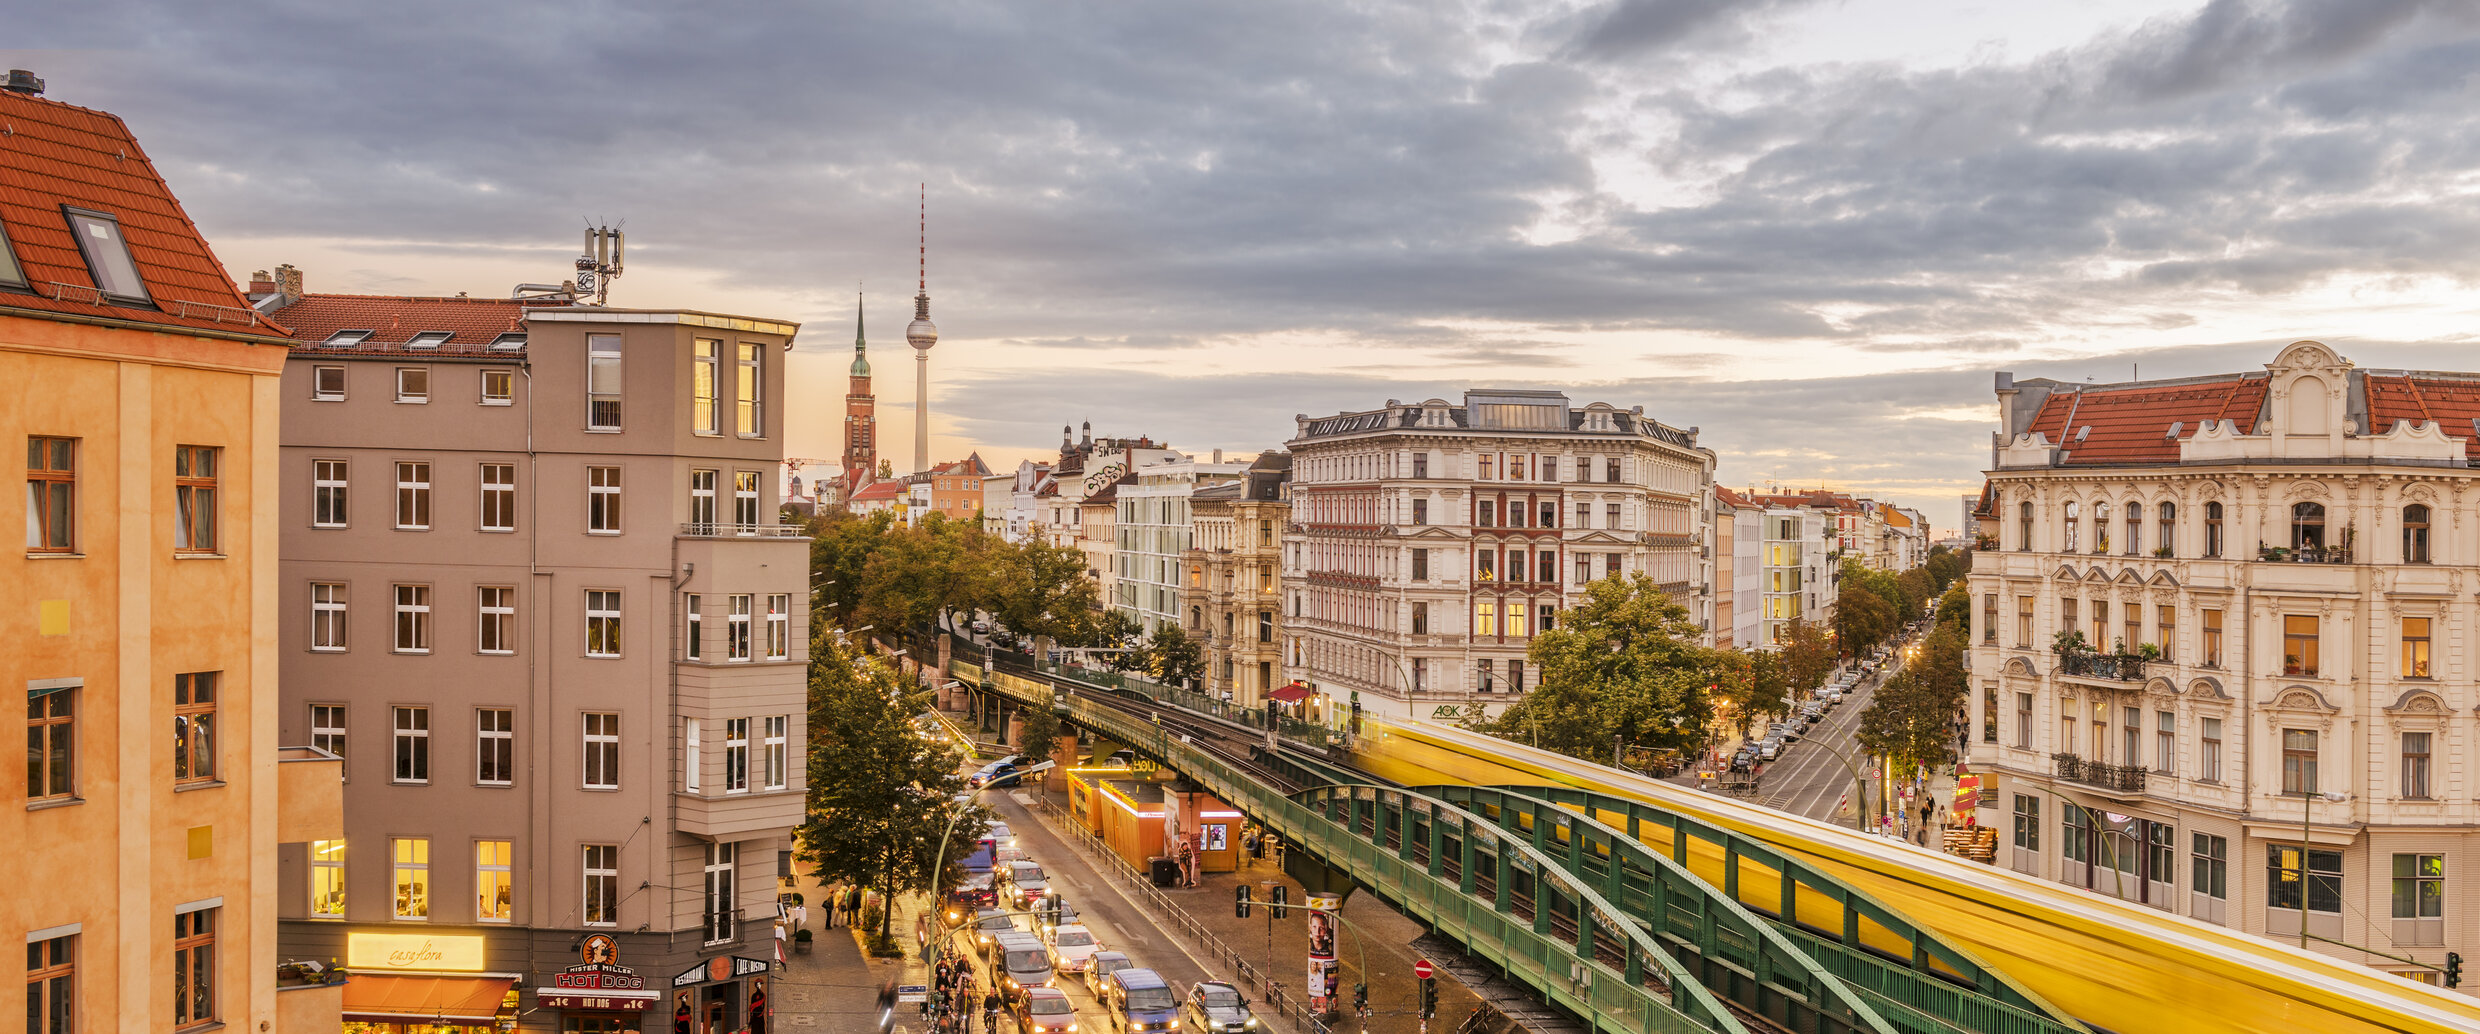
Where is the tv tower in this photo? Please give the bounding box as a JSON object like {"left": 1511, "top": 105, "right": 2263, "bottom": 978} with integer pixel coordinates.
{"left": 906, "top": 184, "right": 939, "bottom": 475}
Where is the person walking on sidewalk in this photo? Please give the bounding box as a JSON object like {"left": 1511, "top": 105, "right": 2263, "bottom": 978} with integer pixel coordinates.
{"left": 845, "top": 885, "right": 864, "bottom": 927}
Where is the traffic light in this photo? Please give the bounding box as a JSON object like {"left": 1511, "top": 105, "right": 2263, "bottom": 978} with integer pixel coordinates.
{"left": 2448, "top": 951, "right": 2464, "bottom": 989}
{"left": 1353, "top": 983, "right": 1368, "bottom": 1015}
{"left": 1234, "top": 885, "right": 1252, "bottom": 919}
{"left": 1418, "top": 976, "right": 1437, "bottom": 1019}
{"left": 1269, "top": 885, "right": 1290, "bottom": 918}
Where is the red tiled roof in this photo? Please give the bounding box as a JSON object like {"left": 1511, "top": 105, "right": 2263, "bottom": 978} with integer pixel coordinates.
{"left": 2026, "top": 378, "right": 2267, "bottom": 465}
{"left": 848, "top": 481, "right": 905, "bottom": 502}
{"left": 2367, "top": 375, "right": 2480, "bottom": 460}
{"left": 0, "top": 89, "right": 283, "bottom": 336}
{"left": 272, "top": 293, "right": 535, "bottom": 355}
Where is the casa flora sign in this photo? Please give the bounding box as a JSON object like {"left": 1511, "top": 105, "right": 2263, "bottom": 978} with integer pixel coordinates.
{"left": 345, "top": 932, "right": 488, "bottom": 972}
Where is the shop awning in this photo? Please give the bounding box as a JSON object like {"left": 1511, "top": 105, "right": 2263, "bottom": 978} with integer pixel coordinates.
{"left": 1265, "top": 684, "right": 1315, "bottom": 703}
{"left": 341, "top": 974, "right": 516, "bottom": 1023}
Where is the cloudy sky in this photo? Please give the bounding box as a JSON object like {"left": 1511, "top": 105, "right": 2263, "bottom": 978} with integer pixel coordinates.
{"left": 20, "top": 0, "right": 2480, "bottom": 531}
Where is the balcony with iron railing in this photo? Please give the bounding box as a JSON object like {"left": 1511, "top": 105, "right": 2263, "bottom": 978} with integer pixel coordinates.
{"left": 679, "top": 523, "right": 810, "bottom": 538}
{"left": 2057, "top": 652, "right": 2150, "bottom": 683}
{"left": 2052, "top": 753, "right": 2147, "bottom": 794}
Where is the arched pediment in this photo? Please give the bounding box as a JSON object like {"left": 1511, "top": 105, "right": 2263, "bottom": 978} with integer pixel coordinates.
{"left": 2145, "top": 676, "right": 2179, "bottom": 696}
{"left": 2003, "top": 656, "right": 2041, "bottom": 677}
{"left": 2187, "top": 676, "right": 2228, "bottom": 699}
{"left": 2382, "top": 688, "right": 2452, "bottom": 716}
{"left": 2267, "top": 685, "right": 2340, "bottom": 712}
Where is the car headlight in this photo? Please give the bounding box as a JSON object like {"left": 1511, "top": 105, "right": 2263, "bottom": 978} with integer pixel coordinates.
{"left": 1168, "top": 1022, "right": 1179, "bottom": 1029}
{"left": 1245, "top": 1020, "right": 1257, "bottom": 1029}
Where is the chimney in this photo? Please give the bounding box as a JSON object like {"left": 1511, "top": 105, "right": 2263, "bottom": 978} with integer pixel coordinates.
{"left": 245, "top": 270, "right": 276, "bottom": 302}
{"left": 1212, "top": 448, "right": 1223, "bottom": 464}
{"left": 4, "top": 70, "right": 44, "bottom": 97}
{"left": 273, "top": 263, "right": 303, "bottom": 305}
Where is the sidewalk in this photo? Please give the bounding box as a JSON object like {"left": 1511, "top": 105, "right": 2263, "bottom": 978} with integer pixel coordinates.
{"left": 770, "top": 861, "right": 936, "bottom": 1033}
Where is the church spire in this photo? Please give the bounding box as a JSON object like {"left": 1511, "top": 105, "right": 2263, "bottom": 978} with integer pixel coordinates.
{"left": 850, "top": 292, "right": 871, "bottom": 377}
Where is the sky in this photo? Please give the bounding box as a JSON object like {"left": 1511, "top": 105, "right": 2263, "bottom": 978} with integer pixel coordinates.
{"left": 19, "top": 0, "right": 2480, "bottom": 535}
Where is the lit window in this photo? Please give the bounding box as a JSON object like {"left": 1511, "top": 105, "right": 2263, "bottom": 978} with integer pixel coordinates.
{"left": 585, "top": 590, "right": 622, "bottom": 658}
{"left": 476, "top": 840, "right": 512, "bottom": 922}
{"left": 392, "top": 838, "right": 430, "bottom": 919}
{"left": 693, "top": 338, "right": 721, "bottom": 434}
{"left": 62, "top": 207, "right": 150, "bottom": 304}
{"left": 737, "top": 342, "right": 763, "bottom": 436}
{"left": 309, "top": 840, "right": 346, "bottom": 918}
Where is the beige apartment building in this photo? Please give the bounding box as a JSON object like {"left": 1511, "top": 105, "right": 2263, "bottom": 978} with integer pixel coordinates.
{"left": 1, "top": 78, "right": 343, "bottom": 1033}
{"left": 1281, "top": 390, "right": 1717, "bottom": 722}
{"left": 263, "top": 282, "right": 810, "bottom": 1030}
{"left": 1179, "top": 452, "right": 1292, "bottom": 708}
{"left": 1968, "top": 341, "right": 2480, "bottom": 990}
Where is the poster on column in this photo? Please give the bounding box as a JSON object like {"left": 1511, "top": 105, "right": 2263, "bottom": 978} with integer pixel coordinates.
{"left": 1305, "top": 892, "right": 1340, "bottom": 1009}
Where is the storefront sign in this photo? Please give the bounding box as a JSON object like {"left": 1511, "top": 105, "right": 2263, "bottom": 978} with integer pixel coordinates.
{"left": 537, "top": 990, "right": 655, "bottom": 1011}
{"left": 670, "top": 954, "right": 772, "bottom": 988}
{"left": 345, "top": 932, "right": 488, "bottom": 972}
{"left": 535, "top": 933, "right": 659, "bottom": 1010}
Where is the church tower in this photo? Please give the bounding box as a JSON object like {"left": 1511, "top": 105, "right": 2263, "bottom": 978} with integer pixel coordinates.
{"left": 844, "top": 294, "right": 877, "bottom": 496}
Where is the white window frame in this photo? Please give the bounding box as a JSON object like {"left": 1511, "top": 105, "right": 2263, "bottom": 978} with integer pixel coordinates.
{"left": 582, "top": 712, "right": 619, "bottom": 790}
{"left": 586, "top": 466, "right": 622, "bottom": 534}
{"left": 693, "top": 338, "right": 721, "bottom": 435}
{"left": 478, "top": 586, "right": 514, "bottom": 655}
{"left": 724, "top": 717, "right": 749, "bottom": 794}
{"left": 395, "top": 367, "right": 429, "bottom": 404}
{"left": 392, "top": 706, "right": 429, "bottom": 785}
{"left": 312, "top": 364, "right": 345, "bottom": 401}
{"left": 313, "top": 459, "right": 349, "bottom": 528}
{"left": 392, "top": 837, "right": 430, "bottom": 920}
{"left": 475, "top": 707, "right": 512, "bottom": 787}
{"left": 311, "top": 703, "right": 347, "bottom": 761}
{"left": 478, "top": 463, "right": 515, "bottom": 532}
{"left": 703, "top": 842, "right": 737, "bottom": 944}
{"left": 766, "top": 594, "right": 789, "bottom": 660}
{"left": 735, "top": 341, "right": 762, "bottom": 437}
{"left": 393, "top": 584, "right": 431, "bottom": 653}
{"left": 684, "top": 718, "right": 702, "bottom": 793}
{"left": 480, "top": 368, "right": 515, "bottom": 406}
{"left": 475, "top": 840, "right": 512, "bottom": 923}
{"left": 394, "top": 461, "right": 431, "bottom": 531}
{"left": 764, "top": 715, "right": 787, "bottom": 791}
{"left": 684, "top": 593, "right": 703, "bottom": 661}
{"left": 586, "top": 333, "right": 623, "bottom": 431}
{"left": 311, "top": 582, "right": 348, "bottom": 651}
{"left": 733, "top": 471, "right": 760, "bottom": 531}
{"left": 727, "top": 594, "right": 753, "bottom": 662}
{"left": 689, "top": 469, "right": 718, "bottom": 532}
{"left": 582, "top": 844, "right": 618, "bottom": 926}
{"left": 309, "top": 840, "right": 346, "bottom": 918}
{"left": 585, "top": 589, "right": 622, "bottom": 658}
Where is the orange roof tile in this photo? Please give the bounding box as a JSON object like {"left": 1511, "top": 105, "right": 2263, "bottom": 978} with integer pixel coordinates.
{"left": 271, "top": 293, "right": 535, "bottom": 355}
{"left": 0, "top": 89, "right": 283, "bottom": 337}
{"left": 2025, "top": 378, "right": 2267, "bottom": 465}
{"left": 2369, "top": 375, "right": 2480, "bottom": 460}
{"left": 848, "top": 481, "right": 905, "bottom": 502}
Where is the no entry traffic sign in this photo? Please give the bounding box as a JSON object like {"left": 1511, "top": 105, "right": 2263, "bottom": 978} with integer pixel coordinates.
{"left": 1413, "top": 959, "right": 1434, "bottom": 980}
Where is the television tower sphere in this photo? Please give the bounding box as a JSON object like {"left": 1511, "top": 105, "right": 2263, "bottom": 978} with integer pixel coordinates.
{"left": 908, "top": 302, "right": 937, "bottom": 353}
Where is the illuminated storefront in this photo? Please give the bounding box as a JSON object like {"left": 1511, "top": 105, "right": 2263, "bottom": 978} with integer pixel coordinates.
{"left": 336, "top": 932, "right": 518, "bottom": 1032}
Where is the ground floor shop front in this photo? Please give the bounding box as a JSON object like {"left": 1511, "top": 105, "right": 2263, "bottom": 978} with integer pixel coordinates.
{"left": 284, "top": 923, "right": 785, "bottom": 1032}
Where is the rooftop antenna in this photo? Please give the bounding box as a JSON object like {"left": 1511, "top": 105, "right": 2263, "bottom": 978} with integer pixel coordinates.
{"left": 575, "top": 221, "right": 625, "bottom": 305}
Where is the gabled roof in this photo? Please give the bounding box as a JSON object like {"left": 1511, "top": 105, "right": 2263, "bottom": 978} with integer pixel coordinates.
{"left": 0, "top": 88, "right": 284, "bottom": 337}
{"left": 2024, "top": 377, "right": 2266, "bottom": 466}
{"left": 2367, "top": 375, "right": 2480, "bottom": 460}
{"left": 272, "top": 293, "right": 533, "bottom": 356}
{"left": 848, "top": 481, "right": 905, "bottom": 502}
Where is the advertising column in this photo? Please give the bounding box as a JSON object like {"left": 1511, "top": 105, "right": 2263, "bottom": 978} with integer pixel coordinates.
{"left": 1304, "top": 893, "right": 1340, "bottom": 1016}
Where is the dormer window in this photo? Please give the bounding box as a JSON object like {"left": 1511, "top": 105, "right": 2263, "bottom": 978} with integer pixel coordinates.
{"left": 324, "top": 330, "right": 373, "bottom": 349}
{"left": 405, "top": 331, "right": 451, "bottom": 350}
{"left": 62, "top": 207, "right": 151, "bottom": 305}
{"left": 0, "top": 219, "right": 25, "bottom": 289}
{"left": 487, "top": 333, "right": 526, "bottom": 351}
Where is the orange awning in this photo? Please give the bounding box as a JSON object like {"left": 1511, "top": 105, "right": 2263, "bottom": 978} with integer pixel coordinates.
{"left": 342, "top": 974, "right": 516, "bottom": 1023}
{"left": 1265, "top": 684, "right": 1315, "bottom": 703}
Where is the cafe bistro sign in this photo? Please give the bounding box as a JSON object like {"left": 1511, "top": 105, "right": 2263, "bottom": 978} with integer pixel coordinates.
{"left": 536, "top": 934, "right": 658, "bottom": 1012}
{"left": 345, "top": 932, "right": 487, "bottom": 972}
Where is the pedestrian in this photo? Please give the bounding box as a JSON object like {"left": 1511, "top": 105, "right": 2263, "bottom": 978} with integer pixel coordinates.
{"left": 937, "top": 957, "right": 953, "bottom": 992}
{"left": 846, "top": 885, "right": 864, "bottom": 927}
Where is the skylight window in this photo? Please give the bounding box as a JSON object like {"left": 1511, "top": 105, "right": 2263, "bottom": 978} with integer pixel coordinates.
{"left": 61, "top": 207, "right": 151, "bottom": 305}
{"left": 0, "top": 219, "right": 24, "bottom": 289}
{"left": 324, "top": 330, "right": 373, "bottom": 349}
{"left": 487, "top": 333, "right": 526, "bottom": 351}
{"left": 405, "top": 331, "right": 451, "bottom": 350}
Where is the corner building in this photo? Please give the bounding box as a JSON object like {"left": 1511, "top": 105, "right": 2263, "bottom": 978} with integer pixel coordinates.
{"left": 267, "top": 288, "right": 810, "bottom": 1030}
{"left": 1967, "top": 341, "right": 2480, "bottom": 990}
{"left": 1281, "top": 391, "right": 1715, "bottom": 722}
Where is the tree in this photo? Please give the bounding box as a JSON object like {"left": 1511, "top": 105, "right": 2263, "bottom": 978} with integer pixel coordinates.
{"left": 1833, "top": 583, "right": 1896, "bottom": 657}
{"left": 987, "top": 538, "right": 1106, "bottom": 646}
{"left": 1144, "top": 622, "right": 1206, "bottom": 688}
{"left": 1711, "top": 648, "right": 1790, "bottom": 737}
{"left": 1857, "top": 623, "right": 1971, "bottom": 772}
{"left": 1932, "top": 583, "right": 1969, "bottom": 640}
{"left": 794, "top": 633, "right": 985, "bottom": 949}
{"left": 1014, "top": 688, "right": 1065, "bottom": 766}
{"left": 1482, "top": 574, "right": 1724, "bottom": 760}
{"left": 1780, "top": 619, "right": 1838, "bottom": 694}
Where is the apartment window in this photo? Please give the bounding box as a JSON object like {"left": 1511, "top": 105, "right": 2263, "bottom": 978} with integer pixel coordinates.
{"left": 393, "top": 462, "right": 431, "bottom": 530}
{"left": 2198, "top": 716, "right": 2223, "bottom": 781}
{"left": 310, "top": 840, "right": 346, "bottom": 918}
{"left": 1478, "top": 659, "right": 1495, "bottom": 693}
{"left": 2193, "top": 833, "right": 2228, "bottom": 902}
{"left": 310, "top": 459, "right": 348, "bottom": 528}
{"left": 1575, "top": 553, "right": 1592, "bottom": 584}
{"left": 1478, "top": 456, "right": 1493, "bottom": 481}
{"left": 172, "top": 908, "right": 215, "bottom": 1028}
{"left": 476, "top": 708, "right": 513, "bottom": 786}
{"left": 585, "top": 590, "right": 622, "bottom": 658}
{"left": 2282, "top": 615, "right": 2318, "bottom": 677}
{"left": 2157, "top": 502, "right": 2175, "bottom": 556}
{"left": 2012, "top": 595, "right": 2032, "bottom": 647}
{"left": 1539, "top": 500, "right": 1556, "bottom": 527}
{"left": 2201, "top": 609, "right": 2222, "bottom": 667}
{"left": 583, "top": 713, "right": 619, "bottom": 789}
{"left": 476, "top": 841, "right": 512, "bottom": 922}
{"left": 311, "top": 704, "right": 347, "bottom": 761}
{"left": 2016, "top": 500, "right": 2032, "bottom": 550}
{"left": 693, "top": 338, "right": 721, "bottom": 433}
{"left": 2123, "top": 501, "right": 2141, "bottom": 555}
{"left": 27, "top": 435, "right": 75, "bottom": 551}
{"left": 2092, "top": 598, "right": 2109, "bottom": 648}
{"left": 477, "top": 586, "right": 514, "bottom": 654}
{"left": 2092, "top": 500, "right": 2109, "bottom": 553}
{"left": 312, "top": 364, "right": 346, "bottom": 400}
{"left": 1980, "top": 594, "right": 1997, "bottom": 643}
{"left": 1538, "top": 604, "right": 1556, "bottom": 633}
{"left": 174, "top": 445, "right": 219, "bottom": 553}
{"left": 2267, "top": 844, "right": 2341, "bottom": 916}
{"left": 2061, "top": 803, "right": 2088, "bottom": 864}
{"left": 2061, "top": 501, "right": 2079, "bottom": 552}
{"left": 1507, "top": 603, "right": 1530, "bottom": 638}
{"left": 1606, "top": 503, "right": 1622, "bottom": 530}
{"left": 732, "top": 470, "right": 760, "bottom": 531}
{"left": 1474, "top": 601, "right": 1497, "bottom": 637}
{"left": 392, "top": 838, "right": 430, "bottom": 919}
{"left": 2401, "top": 616, "right": 2431, "bottom": 678}
{"left": 173, "top": 671, "right": 217, "bottom": 784}
{"left": 2281, "top": 729, "right": 2318, "bottom": 795}
{"left": 1411, "top": 498, "right": 1428, "bottom": 525}
{"left": 587, "top": 466, "right": 622, "bottom": 533}
{"left": 1411, "top": 603, "right": 1428, "bottom": 635}
{"left": 2060, "top": 697, "right": 2076, "bottom": 758}
{"left": 2015, "top": 692, "right": 2032, "bottom": 748}
{"left": 2155, "top": 711, "right": 2175, "bottom": 774}
{"left": 1475, "top": 549, "right": 1496, "bottom": 582}
{"left": 1476, "top": 498, "right": 1494, "bottom": 527}
{"left": 688, "top": 468, "right": 721, "bottom": 532}
{"left": 1536, "top": 549, "right": 1556, "bottom": 582}
{"left": 2011, "top": 795, "right": 2039, "bottom": 852}
{"left": 479, "top": 463, "right": 516, "bottom": 532}
{"left": 764, "top": 715, "right": 788, "bottom": 791}
{"left": 1411, "top": 453, "right": 1428, "bottom": 478}
{"left": 735, "top": 342, "right": 764, "bottom": 436}
{"left": 703, "top": 842, "right": 738, "bottom": 944}
{"left": 2401, "top": 732, "right": 2432, "bottom": 800}
{"left": 2060, "top": 597, "right": 2077, "bottom": 640}
{"left": 685, "top": 719, "right": 701, "bottom": 793}
{"left": 583, "top": 844, "right": 619, "bottom": 926}
{"left": 27, "top": 683, "right": 73, "bottom": 800}
{"left": 2398, "top": 503, "right": 2432, "bottom": 563}
{"left": 2125, "top": 606, "right": 2140, "bottom": 657}
{"left": 2122, "top": 706, "right": 2142, "bottom": 769}
{"left": 393, "top": 584, "right": 431, "bottom": 653}
{"left": 767, "top": 594, "right": 789, "bottom": 660}
{"left": 393, "top": 706, "right": 430, "bottom": 784}
{"left": 481, "top": 368, "right": 514, "bottom": 405}
{"left": 1604, "top": 459, "right": 1620, "bottom": 483}
{"left": 1411, "top": 548, "right": 1428, "bottom": 582}
{"left": 726, "top": 594, "right": 753, "bottom": 661}
{"left": 1258, "top": 610, "right": 1273, "bottom": 643}
{"left": 2392, "top": 854, "right": 2444, "bottom": 921}
{"left": 586, "top": 333, "right": 623, "bottom": 429}
{"left": 1508, "top": 658, "right": 1526, "bottom": 692}
{"left": 2290, "top": 502, "right": 2325, "bottom": 549}
{"left": 2156, "top": 605, "right": 2174, "bottom": 662}
{"left": 2202, "top": 501, "right": 2224, "bottom": 556}
{"left": 725, "top": 717, "right": 750, "bottom": 794}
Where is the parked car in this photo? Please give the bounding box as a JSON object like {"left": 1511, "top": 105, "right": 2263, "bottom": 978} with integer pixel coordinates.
{"left": 1728, "top": 747, "right": 1757, "bottom": 772}
{"left": 1010, "top": 986, "right": 1077, "bottom": 1034}
{"left": 1047, "top": 923, "right": 1103, "bottom": 973}
{"left": 1756, "top": 739, "right": 1782, "bottom": 761}
{"left": 1003, "top": 860, "right": 1052, "bottom": 908}
{"left": 1084, "top": 951, "right": 1136, "bottom": 996}
{"left": 1184, "top": 980, "right": 1258, "bottom": 1032}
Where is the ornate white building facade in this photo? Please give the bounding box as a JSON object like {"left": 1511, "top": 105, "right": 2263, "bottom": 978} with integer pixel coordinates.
{"left": 1280, "top": 390, "right": 1717, "bottom": 722}
{"left": 1967, "top": 341, "right": 2479, "bottom": 989}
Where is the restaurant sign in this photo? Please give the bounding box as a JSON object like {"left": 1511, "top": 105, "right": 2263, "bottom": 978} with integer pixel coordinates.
{"left": 345, "top": 932, "right": 487, "bottom": 972}
{"left": 536, "top": 933, "right": 658, "bottom": 1011}
{"left": 671, "top": 954, "right": 773, "bottom": 988}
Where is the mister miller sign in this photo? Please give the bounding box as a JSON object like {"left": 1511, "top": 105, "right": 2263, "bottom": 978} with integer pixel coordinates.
{"left": 535, "top": 934, "right": 659, "bottom": 1011}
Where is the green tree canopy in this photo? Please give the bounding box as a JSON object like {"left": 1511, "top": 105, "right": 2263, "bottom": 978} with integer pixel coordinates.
{"left": 1144, "top": 622, "right": 1206, "bottom": 688}
{"left": 1780, "top": 618, "right": 1838, "bottom": 692}
{"left": 1833, "top": 583, "right": 1897, "bottom": 657}
{"left": 1482, "top": 574, "right": 1725, "bottom": 760}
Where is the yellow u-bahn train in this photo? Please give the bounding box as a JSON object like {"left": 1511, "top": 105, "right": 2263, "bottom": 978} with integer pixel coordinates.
{"left": 1353, "top": 717, "right": 2480, "bottom": 1034}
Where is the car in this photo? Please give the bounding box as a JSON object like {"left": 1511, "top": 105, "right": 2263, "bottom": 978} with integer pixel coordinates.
{"left": 996, "top": 845, "right": 1031, "bottom": 866}
{"left": 973, "top": 908, "right": 1017, "bottom": 956}
{"left": 973, "top": 618, "right": 993, "bottom": 634}
{"left": 1047, "top": 923, "right": 1102, "bottom": 973}
{"left": 1184, "top": 980, "right": 1257, "bottom": 1032}
{"left": 1105, "top": 968, "right": 1180, "bottom": 1034}
{"left": 1010, "top": 986, "right": 1077, "bottom": 1034}
{"left": 1084, "top": 951, "right": 1135, "bottom": 996}
{"left": 1003, "top": 860, "right": 1052, "bottom": 908}
{"left": 945, "top": 873, "right": 997, "bottom": 921}
{"left": 1105, "top": 748, "right": 1137, "bottom": 767}
{"left": 970, "top": 755, "right": 1033, "bottom": 788}
{"left": 995, "top": 931, "right": 1056, "bottom": 998}
{"left": 1756, "top": 740, "right": 1782, "bottom": 761}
